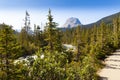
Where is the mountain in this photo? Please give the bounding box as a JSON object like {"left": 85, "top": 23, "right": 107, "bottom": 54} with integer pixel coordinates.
{"left": 59, "top": 12, "right": 120, "bottom": 31}
{"left": 62, "top": 17, "right": 81, "bottom": 28}
{"left": 83, "top": 12, "right": 120, "bottom": 27}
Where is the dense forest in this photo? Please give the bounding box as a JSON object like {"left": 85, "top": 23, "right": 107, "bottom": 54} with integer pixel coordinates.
{"left": 0, "top": 9, "right": 120, "bottom": 80}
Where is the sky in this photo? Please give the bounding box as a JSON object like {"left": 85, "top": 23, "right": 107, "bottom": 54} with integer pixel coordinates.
{"left": 0, "top": 0, "right": 120, "bottom": 30}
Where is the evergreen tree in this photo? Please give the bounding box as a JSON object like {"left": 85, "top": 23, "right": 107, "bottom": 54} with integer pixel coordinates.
{"left": 32, "top": 50, "right": 67, "bottom": 80}
{"left": 19, "top": 11, "right": 31, "bottom": 48}
{"left": 113, "top": 17, "right": 119, "bottom": 48}
{"left": 18, "top": 11, "right": 35, "bottom": 55}
{"left": 19, "top": 28, "right": 28, "bottom": 48}
{"left": 74, "top": 25, "right": 83, "bottom": 61}
{"left": 44, "top": 9, "right": 62, "bottom": 52}
{"left": 0, "top": 24, "right": 19, "bottom": 80}
{"left": 34, "top": 24, "right": 46, "bottom": 50}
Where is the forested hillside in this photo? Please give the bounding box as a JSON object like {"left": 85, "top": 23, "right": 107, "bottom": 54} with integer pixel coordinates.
{"left": 0, "top": 9, "right": 120, "bottom": 80}
{"left": 82, "top": 12, "right": 120, "bottom": 27}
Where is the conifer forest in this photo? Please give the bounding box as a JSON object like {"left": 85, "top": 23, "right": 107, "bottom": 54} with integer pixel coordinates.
{"left": 0, "top": 8, "right": 120, "bottom": 80}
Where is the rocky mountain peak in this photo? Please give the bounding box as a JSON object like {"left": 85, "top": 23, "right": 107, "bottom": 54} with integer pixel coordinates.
{"left": 63, "top": 17, "right": 81, "bottom": 28}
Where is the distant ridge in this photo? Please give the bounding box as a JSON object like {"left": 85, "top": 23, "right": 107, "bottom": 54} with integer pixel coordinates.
{"left": 83, "top": 12, "right": 120, "bottom": 27}
{"left": 60, "top": 12, "right": 120, "bottom": 30}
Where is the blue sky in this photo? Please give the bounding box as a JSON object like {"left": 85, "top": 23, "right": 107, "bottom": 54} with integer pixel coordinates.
{"left": 0, "top": 0, "right": 120, "bottom": 29}
{"left": 0, "top": 0, "right": 120, "bottom": 9}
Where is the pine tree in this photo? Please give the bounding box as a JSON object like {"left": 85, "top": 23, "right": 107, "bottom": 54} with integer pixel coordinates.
{"left": 44, "top": 9, "right": 62, "bottom": 52}
{"left": 34, "top": 24, "right": 46, "bottom": 49}
{"left": 24, "top": 11, "right": 31, "bottom": 34}
{"left": 19, "top": 28, "right": 28, "bottom": 48}
{"left": 96, "top": 21, "right": 106, "bottom": 50}
{"left": 74, "top": 25, "right": 82, "bottom": 61}
{"left": 19, "top": 11, "right": 31, "bottom": 48}
{"left": 113, "top": 17, "right": 119, "bottom": 48}
{"left": 18, "top": 11, "right": 34, "bottom": 55}
{"left": 0, "top": 24, "right": 18, "bottom": 80}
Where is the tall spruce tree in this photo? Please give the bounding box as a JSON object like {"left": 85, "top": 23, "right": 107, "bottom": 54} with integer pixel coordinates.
{"left": 19, "top": 11, "right": 31, "bottom": 48}
{"left": 44, "top": 9, "right": 62, "bottom": 52}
